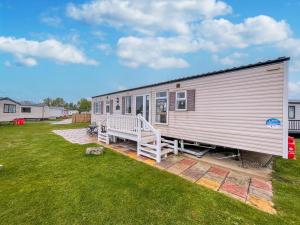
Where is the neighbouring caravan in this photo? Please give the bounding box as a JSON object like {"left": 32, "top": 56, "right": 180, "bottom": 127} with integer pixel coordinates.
{"left": 19, "top": 101, "right": 47, "bottom": 120}
{"left": 0, "top": 98, "right": 66, "bottom": 122}
{"left": 91, "top": 57, "right": 290, "bottom": 162}
{"left": 288, "top": 100, "right": 300, "bottom": 134}
{"left": 44, "top": 106, "right": 66, "bottom": 119}
{"left": 0, "top": 97, "right": 22, "bottom": 122}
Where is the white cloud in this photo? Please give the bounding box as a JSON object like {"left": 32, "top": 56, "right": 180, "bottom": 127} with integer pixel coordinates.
{"left": 289, "top": 82, "right": 300, "bottom": 98}
{"left": 67, "top": 0, "right": 231, "bottom": 35}
{"left": 117, "top": 36, "right": 200, "bottom": 69}
{"left": 212, "top": 52, "right": 247, "bottom": 65}
{"left": 66, "top": 1, "right": 295, "bottom": 70}
{"left": 97, "top": 43, "right": 112, "bottom": 55}
{"left": 0, "top": 36, "right": 97, "bottom": 66}
{"left": 277, "top": 38, "right": 300, "bottom": 71}
{"left": 40, "top": 15, "right": 62, "bottom": 27}
{"left": 196, "top": 15, "right": 291, "bottom": 51}
{"left": 116, "top": 15, "right": 290, "bottom": 69}
{"left": 15, "top": 54, "right": 38, "bottom": 67}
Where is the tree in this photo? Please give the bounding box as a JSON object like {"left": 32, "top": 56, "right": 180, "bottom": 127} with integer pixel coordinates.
{"left": 43, "top": 98, "right": 52, "bottom": 106}
{"left": 77, "top": 98, "right": 91, "bottom": 113}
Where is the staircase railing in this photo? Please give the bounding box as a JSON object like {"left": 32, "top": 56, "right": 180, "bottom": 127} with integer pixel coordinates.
{"left": 137, "top": 114, "right": 161, "bottom": 162}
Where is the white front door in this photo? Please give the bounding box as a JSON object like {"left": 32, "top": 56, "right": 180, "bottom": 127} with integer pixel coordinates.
{"left": 136, "top": 94, "right": 150, "bottom": 122}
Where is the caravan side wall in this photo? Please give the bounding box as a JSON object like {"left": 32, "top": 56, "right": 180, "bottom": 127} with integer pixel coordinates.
{"left": 92, "top": 61, "right": 288, "bottom": 157}
{"left": 0, "top": 99, "right": 21, "bottom": 122}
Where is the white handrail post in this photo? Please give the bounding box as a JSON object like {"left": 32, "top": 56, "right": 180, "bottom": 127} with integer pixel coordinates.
{"left": 174, "top": 140, "right": 178, "bottom": 155}
{"left": 137, "top": 115, "right": 141, "bottom": 156}
{"left": 156, "top": 130, "right": 161, "bottom": 163}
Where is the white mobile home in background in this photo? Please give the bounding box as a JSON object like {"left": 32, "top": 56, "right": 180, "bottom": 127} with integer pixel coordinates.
{"left": 288, "top": 100, "right": 300, "bottom": 134}
{"left": 91, "top": 57, "right": 290, "bottom": 162}
{"left": 0, "top": 98, "right": 66, "bottom": 122}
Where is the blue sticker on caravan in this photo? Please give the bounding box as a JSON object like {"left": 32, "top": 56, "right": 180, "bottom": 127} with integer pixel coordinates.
{"left": 266, "top": 118, "right": 281, "bottom": 128}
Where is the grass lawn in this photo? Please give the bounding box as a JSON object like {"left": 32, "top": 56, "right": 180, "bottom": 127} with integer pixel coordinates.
{"left": 0, "top": 122, "right": 299, "bottom": 225}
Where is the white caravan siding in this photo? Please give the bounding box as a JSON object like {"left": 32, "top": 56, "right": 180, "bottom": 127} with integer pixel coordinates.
{"left": 20, "top": 105, "right": 45, "bottom": 119}
{"left": 92, "top": 61, "right": 288, "bottom": 157}
{"left": 0, "top": 99, "right": 21, "bottom": 122}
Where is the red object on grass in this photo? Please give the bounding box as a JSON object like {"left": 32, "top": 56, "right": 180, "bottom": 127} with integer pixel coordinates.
{"left": 13, "top": 118, "right": 25, "bottom": 126}
{"left": 288, "top": 136, "right": 296, "bottom": 159}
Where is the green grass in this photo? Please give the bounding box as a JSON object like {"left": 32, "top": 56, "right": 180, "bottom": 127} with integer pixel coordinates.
{"left": 0, "top": 122, "right": 299, "bottom": 225}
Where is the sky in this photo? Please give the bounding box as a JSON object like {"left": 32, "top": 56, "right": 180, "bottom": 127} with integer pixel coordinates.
{"left": 1, "top": 0, "right": 300, "bottom": 103}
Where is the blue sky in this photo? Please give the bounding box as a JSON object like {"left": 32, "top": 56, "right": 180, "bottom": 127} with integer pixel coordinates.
{"left": 1, "top": 0, "right": 300, "bottom": 103}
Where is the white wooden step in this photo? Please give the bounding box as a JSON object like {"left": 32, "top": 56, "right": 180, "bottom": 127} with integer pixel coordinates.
{"left": 141, "top": 135, "right": 156, "bottom": 143}
{"left": 139, "top": 151, "right": 157, "bottom": 160}
{"left": 139, "top": 146, "right": 157, "bottom": 155}
{"left": 140, "top": 143, "right": 157, "bottom": 149}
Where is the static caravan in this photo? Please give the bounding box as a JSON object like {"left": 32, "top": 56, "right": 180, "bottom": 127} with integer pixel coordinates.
{"left": 44, "top": 106, "right": 65, "bottom": 119}
{"left": 19, "top": 101, "right": 47, "bottom": 120}
{"left": 288, "top": 100, "right": 300, "bottom": 134}
{"left": 91, "top": 57, "right": 290, "bottom": 162}
{"left": 0, "top": 97, "right": 22, "bottom": 122}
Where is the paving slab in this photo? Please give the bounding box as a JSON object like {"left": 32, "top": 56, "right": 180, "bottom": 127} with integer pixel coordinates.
{"left": 181, "top": 162, "right": 211, "bottom": 182}
{"left": 220, "top": 181, "right": 248, "bottom": 200}
{"left": 196, "top": 177, "right": 221, "bottom": 191}
{"left": 249, "top": 186, "right": 273, "bottom": 201}
{"left": 247, "top": 195, "right": 276, "bottom": 214}
{"left": 208, "top": 166, "right": 229, "bottom": 177}
{"left": 167, "top": 158, "right": 197, "bottom": 175}
{"left": 251, "top": 177, "right": 272, "bottom": 192}
{"left": 156, "top": 155, "right": 184, "bottom": 169}
{"left": 219, "top": 172, "right": 250, "bottom": 200}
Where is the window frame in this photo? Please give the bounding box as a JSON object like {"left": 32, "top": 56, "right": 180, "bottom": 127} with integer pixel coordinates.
{"left": 125, "top": 96, "right": 132, "bottom": 114}
{"left": 155, "top": 91, "right": 168, "bottom": 125}
{"left": 21, "top": 107, "right": 31, "bottom": 113}
{"left": 3, "top": 104, "right": 16, "bottom": 113}
{"left": 175, "top": 90, "right": 187, "bottom": 111}
{"left": 289, "top": 106, "right": 296, "bottom": 119}
{"left": 106, "top": 100, "right": 110, "bottom": 114}
{"left": 94, "top": 101, "right": 101, "bottom": 114}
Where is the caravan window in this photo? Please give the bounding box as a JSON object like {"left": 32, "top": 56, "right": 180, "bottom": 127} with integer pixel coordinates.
{"left": 155, "top": 91, "right": 168, "bottom": 124}
{"left": 106, "top": 100, "right": 110, "bottom": 113}
{"left": 4, "top": 104, "right": 16, "bottom": 113}
{"left": 176, "top": 91, "right": 187, "bottom": 110}
{"left": 289, "top": 106, "right": 295, "bottom": 119}
{"left": 94, "top": 102, "right": 100, "bottom": 114}
{"left": 125, "top": 96, "right": 132, "bottom": 114}
{"left": 21, "top": 107, "right": 31, "bottom": 113}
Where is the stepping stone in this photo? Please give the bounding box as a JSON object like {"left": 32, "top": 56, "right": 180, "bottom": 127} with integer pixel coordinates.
{"left": 247, "top": 195, "right": 276, "bottom": 214}
{"left": 208, "top": 166, "right": 229, "bottom": 177}
{"left": 251, "top": 178, "right": 272, "bottom": 192}
{"left": 219, "top": 172, "right": 250, "bottom": 200}
{"left": 156, "top": 155, "right": 183, "bottom": 169}
{"left": 181, "top": 162, "right": 210, "bottom": 182}
{"left": 197, "top": 177, "right": 221, "bottom": 191}
{"left": 220, "top": 181, "right": 249, "bottom": 200}
{"left": 225, "top": 172, "right": 250, "bottom": 186}
{"left": 197, "top": 166, "right": 228, "bottom": 191}
{"left": 249, "top": 186, "right": 273, "bottom": 201}
{"left": 167, "top": 158, "right": 197, "bottom": 175}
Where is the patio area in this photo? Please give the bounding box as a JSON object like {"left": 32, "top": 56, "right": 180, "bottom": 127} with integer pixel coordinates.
{"left": 53, "top": 128, "right": 275, "bottom": 214}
